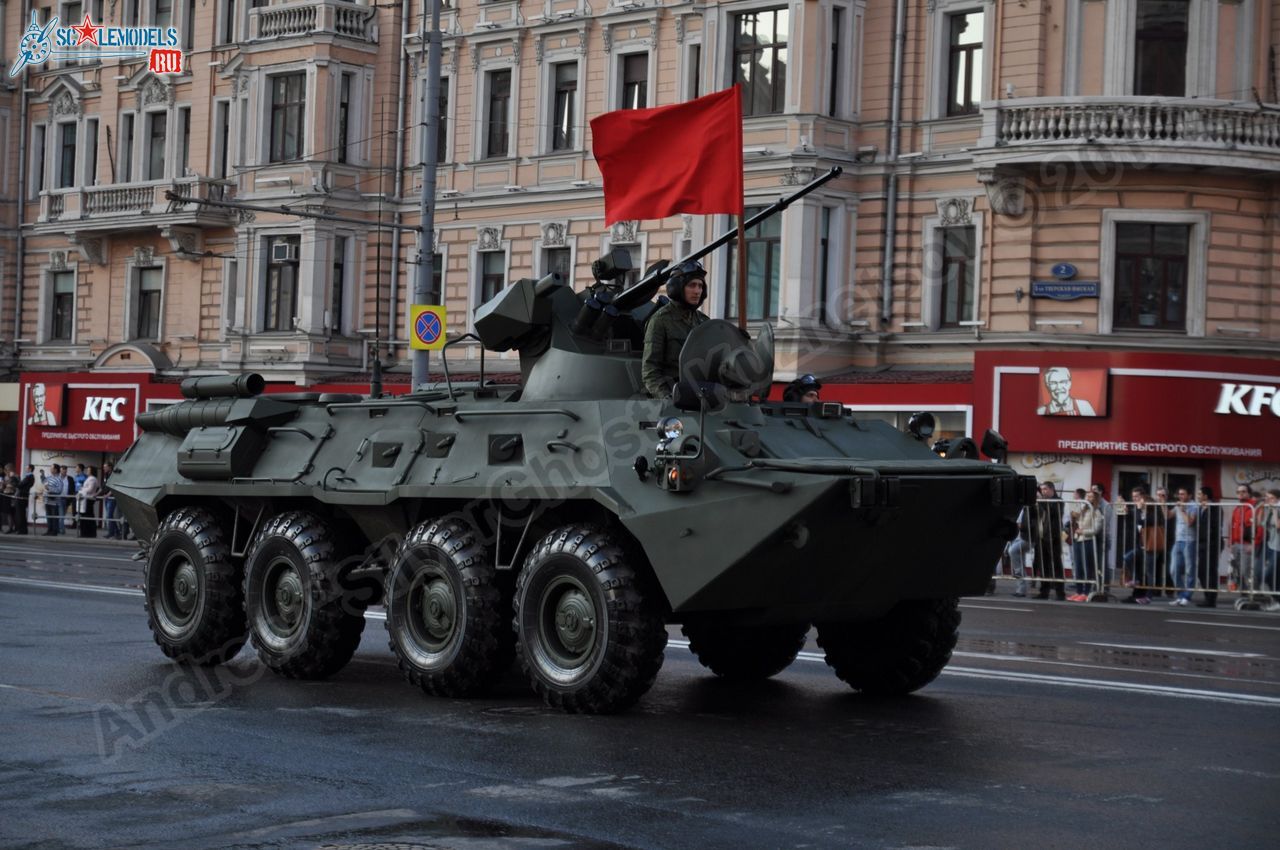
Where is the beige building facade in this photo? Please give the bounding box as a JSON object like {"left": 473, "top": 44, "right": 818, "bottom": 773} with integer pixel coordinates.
{"left": 0, "top": 0, "right": 1274, "bottom": 389}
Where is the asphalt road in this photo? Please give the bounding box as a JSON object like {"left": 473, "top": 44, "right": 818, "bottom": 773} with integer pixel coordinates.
{"left": 1, "top": 537, "right": 1277, "bottom": 850}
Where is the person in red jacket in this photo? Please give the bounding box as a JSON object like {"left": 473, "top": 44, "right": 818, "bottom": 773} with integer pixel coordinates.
{"left": 1229, "top": 485, "right": 1260, "bottom": 592}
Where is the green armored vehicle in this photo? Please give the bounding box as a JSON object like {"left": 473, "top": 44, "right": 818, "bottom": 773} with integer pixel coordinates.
{"left": 110, "top": 170, "right": 1035, "bottom": 713}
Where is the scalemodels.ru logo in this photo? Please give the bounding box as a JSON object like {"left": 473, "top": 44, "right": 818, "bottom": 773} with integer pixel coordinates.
{"left": 8, "top": 11, "right": 183, "bottom": 77}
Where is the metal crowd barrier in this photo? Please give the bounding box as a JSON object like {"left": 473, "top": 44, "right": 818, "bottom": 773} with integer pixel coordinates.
{"left": 0, "top": 492, "right": 131, "bottom": 539}
{"left": 992, "top": 497, "right": 1280, "bottom": 611}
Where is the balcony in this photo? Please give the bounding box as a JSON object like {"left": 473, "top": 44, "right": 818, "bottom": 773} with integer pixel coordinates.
{"left": 973, "top": 97, "right": 1280, "bottom": 173}
{"left": 247, "top": 0, "right": 378, "bottom": 45}
{"left": 36, "top": 177, "right": 237, "bottom": 234}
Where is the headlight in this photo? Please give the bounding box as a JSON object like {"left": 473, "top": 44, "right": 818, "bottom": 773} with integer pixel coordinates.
{"left": 907, "top": 411, "right": 936, "bottom": 441}
{"left": 656, "top": 417, "right": 684, "bottom": 442}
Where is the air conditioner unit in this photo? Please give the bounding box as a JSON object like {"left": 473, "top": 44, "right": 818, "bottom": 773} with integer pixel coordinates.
{"left": 272, "top": 242, "right": 299, "bottom": 262}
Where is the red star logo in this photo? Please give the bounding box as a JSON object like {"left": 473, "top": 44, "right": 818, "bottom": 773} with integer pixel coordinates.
{"left": 70, "top": 14, "right": 101, "bottom": 47}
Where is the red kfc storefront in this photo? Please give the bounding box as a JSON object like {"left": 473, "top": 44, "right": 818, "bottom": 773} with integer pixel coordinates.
{"left": 17, "top": 372, "right": 185, "bottom": 471}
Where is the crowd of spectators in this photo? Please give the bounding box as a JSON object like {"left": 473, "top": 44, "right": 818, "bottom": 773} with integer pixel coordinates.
{"left": 0, "top": 461, "right": 129, "bottom": 539}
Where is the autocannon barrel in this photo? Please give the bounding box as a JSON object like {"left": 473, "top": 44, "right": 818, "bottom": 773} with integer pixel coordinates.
{"left": 179, "top": 373, "right": 265, "bottom": 399}
{"left": 136, "top": 399, "right": 239, "bottom": 436}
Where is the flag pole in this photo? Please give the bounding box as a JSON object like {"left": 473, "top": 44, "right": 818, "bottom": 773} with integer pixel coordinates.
{"left": 735, "top": 216, "right": 747, "bottom": 331}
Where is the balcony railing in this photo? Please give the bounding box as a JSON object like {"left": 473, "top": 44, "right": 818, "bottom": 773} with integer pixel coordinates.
{"left": 978, "top": 97, "right": 1280, "bottom": 162}
{"left": 39, "top": 178, "right": 235, "bottom": 226}
{"left": 248, "top": 0, "right": 377, "bottom": 43}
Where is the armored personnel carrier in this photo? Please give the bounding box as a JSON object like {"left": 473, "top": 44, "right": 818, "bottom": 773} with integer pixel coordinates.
{"left": 110, "top": 169, "right": 1035, "bottom": 713}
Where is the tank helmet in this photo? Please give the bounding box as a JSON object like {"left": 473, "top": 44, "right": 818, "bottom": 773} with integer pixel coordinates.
{"left": 665, "top": 259, "right": 707, "bottom": 307}
{"left": 782, "top": 374, "right": 822, "bottom": 402}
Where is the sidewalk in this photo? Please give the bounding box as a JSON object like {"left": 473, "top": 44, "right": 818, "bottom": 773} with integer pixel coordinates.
{"left": 0, "top": 531, "right": 138, "bottom": 549}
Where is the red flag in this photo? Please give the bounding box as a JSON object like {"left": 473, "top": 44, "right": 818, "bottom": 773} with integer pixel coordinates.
{"left": 591, "top": 86, "right": 744, "bottom": 225}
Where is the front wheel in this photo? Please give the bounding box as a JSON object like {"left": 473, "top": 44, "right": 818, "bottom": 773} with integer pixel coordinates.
{"left": 144, "top": 506, "right": 246, "bottom": 665}
{"left": 514, "top": 524, "right": 667, "bottom": 713}
{"left": 816, "top": 598, "right": 960, "bottom": 695}
{"left": 681, "top": 621, "right": 809, "bottom": 681}
{"left": 244, "top": 512, "right": 365, "bottom": 679}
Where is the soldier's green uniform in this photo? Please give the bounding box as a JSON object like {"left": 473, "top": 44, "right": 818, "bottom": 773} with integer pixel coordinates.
{"left": 642, "top": 301, "right": 708, "bottom": 397}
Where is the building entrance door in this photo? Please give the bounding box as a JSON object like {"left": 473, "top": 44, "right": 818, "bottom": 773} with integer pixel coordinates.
{"left": 1115, "top": 465, "right": 1201, "bottom": 504}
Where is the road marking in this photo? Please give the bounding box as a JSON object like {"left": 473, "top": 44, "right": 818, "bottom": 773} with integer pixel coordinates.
{"left": 941, "top": 666, "right": 1280, "bottom": 707}
{"left": 1168, "top": 619, "right": 1280, "bottom": 632}
{"left": 0, "top": 544, "right": 135, "bottom": 562}
{"left": 1079, "top": 641, "right": 1267, "bottom": 659}
{"left": 959, "top": 603, "right": 1034, "bottom": 613}
{"left": 0, "top": 576, "right": 141, "bottom": 597}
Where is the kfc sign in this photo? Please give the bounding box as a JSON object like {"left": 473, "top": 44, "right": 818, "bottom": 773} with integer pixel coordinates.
{"left": 83, "top": 396, "right": 128, "bottom": 422}
{"left": 1215, "top": 384, "right": 1280, "bottom": 417}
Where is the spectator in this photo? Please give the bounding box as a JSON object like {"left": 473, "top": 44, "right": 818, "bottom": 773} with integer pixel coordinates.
{"left": 1006, "top": 508, "right": 1031, "bottom": 597}
{"left": 1229, "top": 485, "right": 1260, "bottom": 593}
{"left": 77, "top": 466, "right": 100, "bottom": 538}
{"left": 12, "top": 465, "right": 34, "bottom": 535}
{"left": 1122, "top": 486, "right": 1160, "bottom": 604}
{"left": 1092, "top": 482, "right": 1117, "bottom": 589}
{"left": 1155, "top": 487, "right": 1175, "bottom": 595}
{"left": 102, "top": 461, "right": 119, "bottom": 539}
{"left": 1195, "top": 486, "right": 1224, "bottom": 607}
{"left": 1167, "top": 487, "right": 1199, "bottom": 606}
{"left": 0, "top": 464, "right": 16, "bottom": 532}
{"left": 43, "top": 465, "right": 64, "bottom": 536}
{"left": 1257, "top": 490, "right": 1280, "bottom": 612}
{"left": 1070, "top": 489, "right": 1105, "bottom": 601}
{"left": 1068, "top": 488, "right": 1087, "bottom": 594}
{"left": 1033, "top": 482, "right": 1067, "bottom": 600}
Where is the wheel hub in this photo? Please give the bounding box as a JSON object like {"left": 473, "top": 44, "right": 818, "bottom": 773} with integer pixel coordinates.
{"left": 540, "top": 576, "right": 597, "bottom": 668}
{"left": 263, "top": 560, "right": 305, "bottom": 638}
{"left": 160, "top": 555, "right": 199, "bottom": 628}
{"left": 417, "top": 576, "right": 457, "bottom": 646}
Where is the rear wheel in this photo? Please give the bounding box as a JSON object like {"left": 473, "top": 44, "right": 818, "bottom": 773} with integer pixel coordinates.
{"left": 385, "top": 516, "right": 512, "bottom": 697}
{"left": 816, "top": 598, "right": 960, "bottom": 695}
{"left": 681, "top": 621, "right": 809, "bottom": 681}
{"left": 144, "top": 506, "right": 246, "bottom": 665}
{"left": 244, "top": 512, "right": 365, "bottom": 679}
{"left": 514, "top": 524, "right": 667, "bottom": 713}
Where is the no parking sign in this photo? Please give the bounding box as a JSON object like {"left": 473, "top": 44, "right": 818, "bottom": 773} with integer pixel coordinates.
{"left": 409, "top": 305, "right": 447, "bottom": 351}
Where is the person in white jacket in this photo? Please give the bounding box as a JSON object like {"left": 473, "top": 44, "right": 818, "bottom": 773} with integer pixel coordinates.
{"left": 77, "top": 467, "right": 100, "bottom": 538}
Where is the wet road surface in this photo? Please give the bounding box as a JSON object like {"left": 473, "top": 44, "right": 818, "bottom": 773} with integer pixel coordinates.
{"left": 1, "top": 537, "right": 1277, "bottom": 849}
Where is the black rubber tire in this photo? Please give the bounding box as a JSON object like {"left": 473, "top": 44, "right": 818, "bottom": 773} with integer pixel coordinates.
{"left": 514, "top": 524, "right": 667, "bottom": 714}
{"left": 816, "top": 598, "right": 961, "bottom": 696}
{"left": 243, "top": 511, "right": 366, "bottom": 679}
{"left": 681, "top": 621, "right": 809, "bottom": 681}
{"left": 144, "top": 506, "right": 246, "bottom": 665}
{"left": 385, "top": 516, "right": 513, "bottom": 697}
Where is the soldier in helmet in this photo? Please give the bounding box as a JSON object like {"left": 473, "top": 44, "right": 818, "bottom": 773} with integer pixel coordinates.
{"left": 783, "top": 374, "right": 822, "bottom": 403}
{"left": 642, "top": 260, "right": 709, "bottom": 398}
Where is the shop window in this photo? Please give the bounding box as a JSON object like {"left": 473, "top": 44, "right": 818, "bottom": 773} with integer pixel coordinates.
{"left": 1113, "top": 223, "right": 1190, "bottom": 332}
{"left": 620, "top": 53, "right": 648, "bottom": 110}
{"left": 939, "top": 226, "right": 976, "bottom": 327}
{"left": 269, "top": 73, "right": 306, "bottom": 163}
{"left": 734, "top": 8, "right": 788, "bottom": 117}
{"left": 946, "top": 10, "right": 984, "bottom": 116}
{"left": 50, "top": 271, "right": 75, "bottom": 341}
{"left": 479, "top": 250, "right": 506, "bottom": 305}
{"left": 551, "top": 62, "right": 577, "bottom": 150}
{"left": 134, "top": 267, "right": 163, "bottom": 340}
{"left": 1134, "top": 0, "right": 1189, "bottom": 96}
{"left": 726, "top": 205, "right": 782, "bottom": 321}
{"left": 484, "top": 69, "right": 511, "bottom": 159}
{"left": 264, "top": 235, "right": 300, "bottom": 331}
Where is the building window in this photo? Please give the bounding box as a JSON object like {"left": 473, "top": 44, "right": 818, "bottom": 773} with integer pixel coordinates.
{"left": 828, "top": 7, "right": 843, "bottom": 117}
{"left": 1134, "top": 0, "right": 1189, "bottom": 96}
{"left": 213, "top": 101, "right": 230, "bottom": 179}
{"left": 30, "top": 125, "right": 45, "bottom": 198}
{"left": 125, "top": 0, "right": 140, "bottom": 27}
{"left": 544, "top": 246, "right": 571, "bottom": 282}
{"left": 551, "top": 62, "right": 577, "bottom": 150}
{"left": 264, "top": 235, "right": 300, "bottom": 331}
{"left": 734, "top": 8, "right": 788, "bottom": 117}
{"left": 146, "top": 112, "right": 166, "bottom": 179}
{"left": 684, "top": 42, "right": 702, "bottom": 101}
{"left": 946, "top": 10, "right": 983, "bottom": 116}
{"left": 135, "top": 267, "right": 162, "bottom": 339}
{"left": 480, "top": 250, "right": 505, "bottom": 304}
{"left": 183, "top": 0, "right": 195, "bottom": 50}
{"left": 57, "top": 123, "right": 76, "bottom": 189}
{"left": 269, "top": 73, "right": 306, "bottom": 163}
{"left": 219, "top": 0, "right": 236, "bottom": 43}
{"left": 61, "top": 1, "right": 82, "bottom": 65}
{"left": 428, "top": 253, "right": 443, "bottom": 305}
{"left": 179, "top": 107, "right": 190, "bottom": 176}
{"left": 1113, "top": 222, "right": 1189, "bottom": 331}
{"left": 50, "top": 271, "right": 74, "bottom": 341}
{"left": 727, "top": 205, "right": 782, "bottom": 321}
{"left": 85, "top": 119, "right": 98, "bottom": 185}
{"left": 337, "top": 72, "right": 352, "bottom": 164}
{"left": 436, "top": 77, "right": 449, "bottom": 163}
{"left": 485, "top": 69, "right": 511, "bottom": 158}
{"left": 153, "top": 0, "right": 172, "bottom": 29}
{"left": 939, "top": 226, "right": 976, "bottom": 327}
{"left": 120, "top": 113, "right": 134, "bottom": 183}
{"left": 331, "top": 235, "right": 347, "bottom": 332}
{"left": 621, "top": 53, "right": 647, "bottom": 109}
{"left": 818, "top": 207, "right": 832, "bottom": 325}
